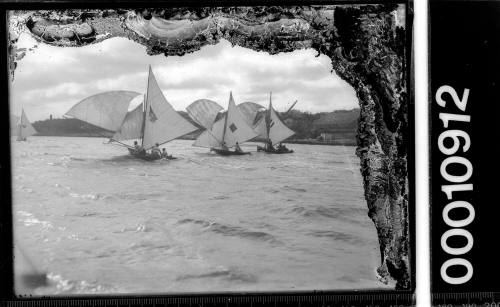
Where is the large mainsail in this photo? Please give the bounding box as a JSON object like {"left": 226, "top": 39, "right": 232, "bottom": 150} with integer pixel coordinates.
{"left": 17, "top": 109, "right": 37, "bottom": 141}
{"left": 254, "top": 93, "right": 295, "bottom": 144}
{"left": 113, "top": 102, "right": 144, "bottom": 141}
{"left": 141, "top": 66, "right": 198, "bottom": 149}
{"left": 194, "top": 92, "right": 258, "bottom": 148}
{"left": 268, "top": 101, "right": 295, "bottom": 144}
{"left": 65, "top": 91, "right": 140, "bottom": 131}
{"left": 186, "top": 99, "right": 223, "bottom": 129}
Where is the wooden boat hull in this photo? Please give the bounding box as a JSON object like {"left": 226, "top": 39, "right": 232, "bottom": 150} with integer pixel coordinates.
{"left": 211, "top": 148, "right": 251, "bottom": 156}
{"left": 257, "top": 145, "right": 294, "bottom": 154}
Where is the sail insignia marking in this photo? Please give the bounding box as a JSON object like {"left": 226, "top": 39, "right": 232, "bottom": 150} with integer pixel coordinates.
{"left": 149, "top": 106, "right": 158, "bottom": 122}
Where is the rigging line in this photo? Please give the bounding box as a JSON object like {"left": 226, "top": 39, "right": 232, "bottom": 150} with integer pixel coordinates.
{"left": 107, "top": 139, "right": 134, "bottom": 148}
{"left": 79, "top": 123, "right": 130, "bottom": 147}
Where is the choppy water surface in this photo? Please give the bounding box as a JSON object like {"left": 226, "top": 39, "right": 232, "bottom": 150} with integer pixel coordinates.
{"left": 12, "top": 137, "right": 383, "bottom": 295}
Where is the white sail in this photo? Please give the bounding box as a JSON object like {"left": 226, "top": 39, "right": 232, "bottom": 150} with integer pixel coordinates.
{"left": 113, "top": 103, "right": 144, "bottom": 141}
{"left": 268, "top": 101, "right": 295, "bottom": 144}
{"left": 142, "top": 66, "right": 198, "bottom": 149}
{"left": 186, "top": 99, "right": 223, "bottom": 129}
{"left": 253, "top": 116, "right": 268, "bottom": 140}
{"left": 65, "top": 91, "right": 140, "bottom": 131}
{"left": 17, "top": 109, "right": 37, "bottom": 141}
{"left": 222, "top": 92, "right": 259, "bottom": 147}
{"left": 194, "top": 92, "right": 258, "bottom": 148}
{"left": 193, "top": 129, "right": 221, "bottom": 148}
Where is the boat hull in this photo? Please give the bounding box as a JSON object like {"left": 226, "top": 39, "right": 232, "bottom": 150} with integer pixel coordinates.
{"left": 127, "top": 148, "right": 176, "bottom": 161}
{"left": 211, "top": 148, "right": 251, "bottom": 156}
{"left": 257, "top": 145, "right": 294, "bottom": 154}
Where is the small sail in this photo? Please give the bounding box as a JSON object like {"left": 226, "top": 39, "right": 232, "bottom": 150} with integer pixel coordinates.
{"left": 142, "top": 66, "right": 198, "bottom": 149}
{"left": 186, "top": 99, "right": 223, "bottom": 129}
{"left": 17, "top": 109, "right": 37, "bottom": 141}
{"left": 193, "top": 93, "right": 259, "bottom": 148}
{"left": 65, "top": 91, "right": 140, "bottom": 131}
{"left": 113, "top": 103, "right": 144, "bottom": 141}
{"left": 268, "top": 102, "right": 295, "bottom": 144}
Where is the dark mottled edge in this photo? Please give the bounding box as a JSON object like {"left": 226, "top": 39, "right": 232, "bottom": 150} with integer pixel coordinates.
{"left": 0, "top": 7, "right": 15, "bottom": 302}
{"left": 0, "top": 0, "right": 415, "bottom": 305}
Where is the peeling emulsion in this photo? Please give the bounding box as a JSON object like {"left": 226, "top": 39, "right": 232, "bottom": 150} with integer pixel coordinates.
{"left": 8, "top": 4, "right": 410, "bottom": 289}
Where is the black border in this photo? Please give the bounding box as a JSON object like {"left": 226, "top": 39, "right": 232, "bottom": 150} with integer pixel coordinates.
{"left": 429, "top": 0, "right": 500, "bottom": 302}
{"left": 0, "top": 1, "right": 415, "bottom": 305}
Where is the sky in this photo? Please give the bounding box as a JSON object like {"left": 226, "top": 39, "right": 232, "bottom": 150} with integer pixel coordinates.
{"left": 10, "top": 34, "right": 359, "bottom": 121}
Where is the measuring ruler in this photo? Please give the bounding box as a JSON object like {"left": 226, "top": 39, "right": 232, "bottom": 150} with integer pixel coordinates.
{"left": 2, "top": 293, "right": 415, "bottom": 307}
{"left": 433, "top": 292, "right": 500, "bottom": 306}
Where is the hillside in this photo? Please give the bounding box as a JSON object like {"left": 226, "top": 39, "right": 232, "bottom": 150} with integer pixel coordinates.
{"left": 27, "top": 108, "right": 359, "bottom": 144}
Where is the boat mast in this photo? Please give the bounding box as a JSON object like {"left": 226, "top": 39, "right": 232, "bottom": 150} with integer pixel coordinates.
{"left": 221, "top": 91, "right": 231, "bottom": 147}
{"left": 266, "top": 92, "right": 272, "bottom": 144}
{"left": 140, "top": 66, "right": 151, "bottom": 147}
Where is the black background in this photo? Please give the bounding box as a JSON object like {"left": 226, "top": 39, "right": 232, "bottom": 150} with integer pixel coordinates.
{"left": 431, "top": 0, "right": 500, "bottom": 293}
{"left": 0, "top": 1, "right": 415, "bottom": 305}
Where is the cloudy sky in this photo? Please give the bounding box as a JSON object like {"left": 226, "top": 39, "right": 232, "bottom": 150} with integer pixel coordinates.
{"left": 10, "top": 33, "right": 358, "bottom": 121}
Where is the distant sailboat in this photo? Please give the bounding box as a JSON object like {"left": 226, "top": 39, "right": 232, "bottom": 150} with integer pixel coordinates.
{"left": 16, "top": 109, "right": 37, "bottom": 141}
{"left": 255, "top": 92, "right": 295, "bottom": 154}
{"left": 65, "top": 66, "right": 198, "bottom": 160}
{"left": 193, "top": 92, "right": 258, "bottom": 155}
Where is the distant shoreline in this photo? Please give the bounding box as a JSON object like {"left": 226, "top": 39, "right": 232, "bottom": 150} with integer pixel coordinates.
{"left": 29, "top": 134, "right": 356, "bottom": 146}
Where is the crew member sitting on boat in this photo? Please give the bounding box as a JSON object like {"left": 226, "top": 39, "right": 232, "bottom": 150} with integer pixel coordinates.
{"left": 161, "top": 148, "right": 171, "bottom": 159}
{"left": 151, "top": 143, "right": 162, "bottom": 159}
{"left": 221, "top": 141, "right": 229, "bottom": 151}
{"left": 234, "top": 142, "right": 242, "bottom": 153}
{"left": 265, "top": 139, "right": 274, "bottom": 151}
{"left": 133, "top": 141, "right": 145, "bottom": 155}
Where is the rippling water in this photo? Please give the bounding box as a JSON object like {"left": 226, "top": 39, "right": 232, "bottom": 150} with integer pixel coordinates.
{"left": 12, "top": 137, "right": 384, "bottom": 295}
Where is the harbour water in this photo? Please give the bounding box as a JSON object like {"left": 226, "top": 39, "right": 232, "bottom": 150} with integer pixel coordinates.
{"left": 12, "top": 137, "right": 384, "bottom": 295}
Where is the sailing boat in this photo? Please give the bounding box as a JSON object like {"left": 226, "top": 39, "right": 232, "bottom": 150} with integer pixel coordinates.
{"left": 127, "top": 66, "right": 198, "bottom": 160}
{"left": 255, "top": 92, "right": 295, "bottom": 154}
{"left": 65, "top": 66, "right": 198, "bottom": 160}
{"left": 193, "top": 92, "right": 258, "bottom": 155}
{"left": 15, "top": 109, "right": 37, "bottom": 141}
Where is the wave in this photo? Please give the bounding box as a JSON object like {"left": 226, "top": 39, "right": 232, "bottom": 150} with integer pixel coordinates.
{"left": 308, "top": 230, "right": 364, "bottom": 244}
{"left": 289, "top": 205, "right": 341, "bottom": 219}
{"left": 17, "top": 211, "right": 53, "bottom": 229}
{"left": 65, "top": 211, "right": 99, "bottom": 218}
{"left": 46, "top": 272, "right": 119, "bottom": 294}
{"left": 176, "top": 267, "right": 258, "bottom": 283}
{"left": 289, "top": 205, "right": 366, "bottom": 221}
{"left": 115, "top": 223, "right": 151, "bottom": 233}
{"left": 69, "top": 192, "right": 102, "bottom": 200}
{"left": 177, "top": 219, "right": 281, "bottom": 244}
{"left": 110, "top": 192, "right": 164, "bottom": 201}
{"left": 283, "top": 185, "right": 307, "bottom": 193}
